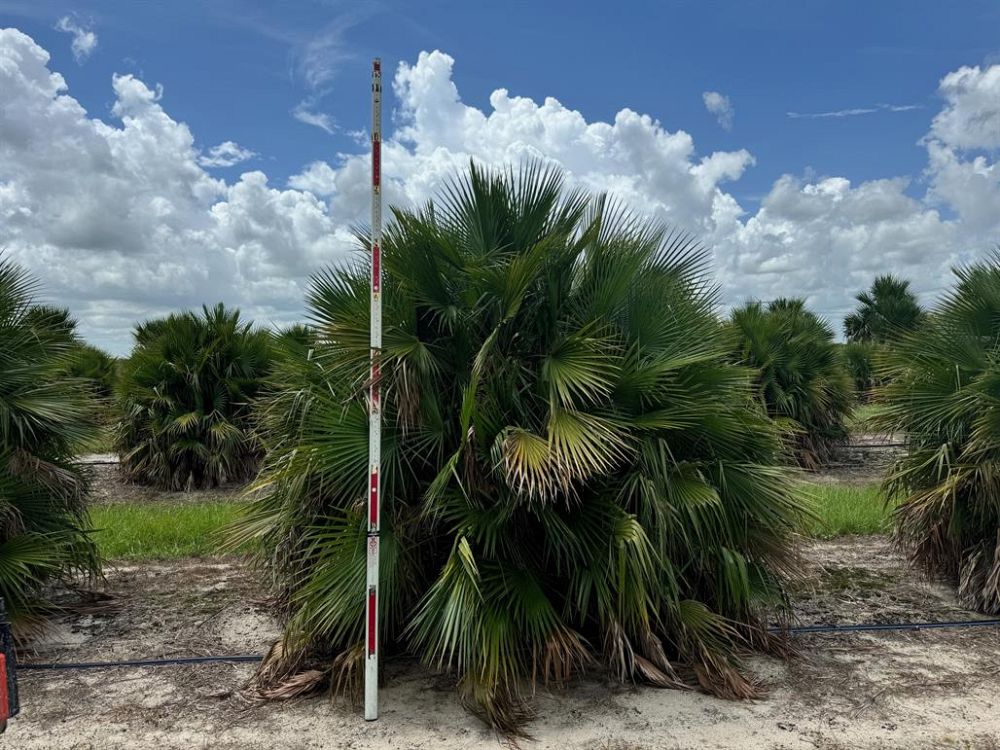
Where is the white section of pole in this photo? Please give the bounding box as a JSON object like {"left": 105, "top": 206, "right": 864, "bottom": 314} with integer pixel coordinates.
{"left": 365, "top": 57, "right": 382, "bottom": 723}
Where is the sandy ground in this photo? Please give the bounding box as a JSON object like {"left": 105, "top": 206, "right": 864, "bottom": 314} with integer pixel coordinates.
{"left": 8, "top": 534, "right": 1000, "bottom": 750}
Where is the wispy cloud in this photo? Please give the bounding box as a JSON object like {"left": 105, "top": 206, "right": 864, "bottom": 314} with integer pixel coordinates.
{"left": 702, "top": 91, "right": 734, "bottom": 130}
{"left": 787, "top": 102, "right": 922, "bottom": 119}
{"left": 292, "top": 100, "right": 336, "bottom": 134}
{"left": 296, "top": 22, "right": 357, "bottom": 90}
{"left": 55, "top": 15, "right": 97, "bottom": 63}
{"left": 206, "top": 4, "right": 379, "bottom": 134}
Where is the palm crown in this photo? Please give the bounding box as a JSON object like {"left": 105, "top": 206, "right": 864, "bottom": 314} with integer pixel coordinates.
{"left": 844, "top": 274, "right": 924, "bottom": 343}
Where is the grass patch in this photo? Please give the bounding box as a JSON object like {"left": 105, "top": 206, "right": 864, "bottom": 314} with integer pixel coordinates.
{"left": 89, "top": 502, "right": 244, "bottom": 559}
{"left": 802, "top": 483, "right": 894, "bottom": 538}
{"left": 847, "top": 402, "right": 885, "bottom": 432}
{"left": 89, "top": 483, "right": 890, "bottom": 558}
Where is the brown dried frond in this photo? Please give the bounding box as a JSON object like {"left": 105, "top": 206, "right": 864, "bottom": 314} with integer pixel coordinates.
{"left": 602, "top": 620, "right": 635, "bottom": 684}
{"left": 691, "top": 661, "right": 760, "bottom": 700}
{"left": 460, "top": 675, "right": 535, "bottom": 738}
{"left": 247, "top": 639, "right": 308, "bottom": 695}
{"left": 259, "top": 669, "right": 328, "bottom": 700}
{"left": 635, "top": 629, "right": 686, "bottom": 689}
{"left": 330, "top": 643, "right": 365, "bottom": 704}
{"left": 393, "top": 358, "right": 422, "bottom": 434}
{"left": 533, "top": 627, "right": 592, "bottom": 688}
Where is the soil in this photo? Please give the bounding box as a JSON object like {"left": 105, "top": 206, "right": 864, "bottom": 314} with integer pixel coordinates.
{"left": 10, "top": 537, "right": 1000, "bottom": 750}
{"left": 84, "top": 458, "right": 247, "bottom": 506}
{"left": 805, "top": 434, "right": 905, "bottom": 487}
{"left": 10, "top": 445, "right": 998, "bottom": 749}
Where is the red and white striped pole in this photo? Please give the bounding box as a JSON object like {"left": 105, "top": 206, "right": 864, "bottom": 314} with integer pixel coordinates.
{"left": 365, "top": 57, "right": 382, "bottom": 722}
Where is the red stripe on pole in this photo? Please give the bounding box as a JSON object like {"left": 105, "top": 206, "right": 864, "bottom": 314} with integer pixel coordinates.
{"left": 372, "top": 243, "right": 381, "bottom": 292}
{"left": 372, "top": 139, "right": 381, "bottom": 188}
{"left": 369, "top": 470, "right": 378, "bottom": 526}
{"left": 367, "top": 588, "right": 377, "bottom": 655}
{"left": 0, "top": 654, "right": 8, "bottom": 724}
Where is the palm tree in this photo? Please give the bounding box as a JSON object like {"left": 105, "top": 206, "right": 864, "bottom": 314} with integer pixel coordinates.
{"left": 67, "top": 344, "right": 118, "bottom": 400}
{"left": 841, "top": 341, "right": 877, "bottom": 403}
{"left": 877, "top": 254, "right": 1000, "bottom": 613}
{"left": 234, "top": 162, "right": 805, "bottom": 732}
{"left": 844, "top": 274, "right": 923, "bottom": 343}
{"left": 0, "top": 260, "right": 100, "bottom": 630}
{"left": 728, "top": 299, "right": 853, "bottom": 467}
{"left": 115, "top": 304, "right": 273, "bottom": 490}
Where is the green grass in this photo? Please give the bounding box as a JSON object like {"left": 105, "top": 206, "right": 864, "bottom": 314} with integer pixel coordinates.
{"left": 89, "top": 502, "right": 245, "bottom": 559}
{"left": 75, "top": 424, "right": 116, "bottom": 454}
{"left": 802, "top": 483, "right": 894, "bottom": 538}
{"left": 847, "top": 402, "right": 885, "bottom": 432}
{"left": 87, "top": 482, "right": 891, "bottom": 561}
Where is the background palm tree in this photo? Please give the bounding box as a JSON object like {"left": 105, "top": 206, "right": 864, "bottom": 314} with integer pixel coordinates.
{"left": 115, "top": 303, "right": 273, "bottom": 490}
{"left": 844, "top": 274, "right": 924, "bottom": 343}
{"left": 0, "top": 259, "right": 100, "bottom": 631}
{"left": 841, "top": 341, "right": 877, "bottom": 402}
{"left": 728, "top": 298, "right": 853, "bottom": 467}
{"left": 234, "top": 162, "right": 805, "bottom": 732}
{"left": 877, "top": 254, "right": 1000, "bottom": 613}
{"left": 67, "top": 344, "right": 118, "bottom": 401}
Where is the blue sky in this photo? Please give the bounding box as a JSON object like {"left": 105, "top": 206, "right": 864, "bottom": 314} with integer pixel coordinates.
{"left": 10, "top": 0, "right": 989, "bottom": 200}
{"left": 1, "top": 1, "right": 999, "bottom": 351}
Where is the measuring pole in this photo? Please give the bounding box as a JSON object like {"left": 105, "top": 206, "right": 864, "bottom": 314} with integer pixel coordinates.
{"left": 365, "top": 57, "right": 383, "bottom": 722}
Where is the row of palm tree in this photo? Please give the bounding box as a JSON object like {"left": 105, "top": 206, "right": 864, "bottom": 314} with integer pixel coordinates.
{"left": 4, "top": 160, "right": 991, "bottom": 734}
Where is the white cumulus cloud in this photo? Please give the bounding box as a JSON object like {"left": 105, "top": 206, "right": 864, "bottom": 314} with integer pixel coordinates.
{"left": 930, "top": 65, "right": 1000, "bottom": 150}
{"left": 702, "top": 91, "right": 733, "bottom": 130}
{"left": 197, "top": 141, "right": 257, "bottom": 168}
{"left": 54, "top": 16, "right": 97, "bottom": 63}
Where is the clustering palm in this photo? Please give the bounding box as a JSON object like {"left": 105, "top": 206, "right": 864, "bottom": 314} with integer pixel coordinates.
{"left": 0, "top": 260, "right": 99, "bottom": 629}
{"left": 237, "top": 163, "right": 804, "bottom": 732}
{"left": 728, "top": 299, "right": 853, "bottom": 467}
{"left": 844, "top": 274, "right": 923, "bottom": 344}
{"left": 115, "top": 304, "right": 272, "bottom": 490}
{"left": 877, "top": 255, "right": 1000, "bottom": 613}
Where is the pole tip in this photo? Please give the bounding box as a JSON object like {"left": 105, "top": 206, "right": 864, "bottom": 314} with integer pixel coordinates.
{"left": 373, "top": 58, "right": 381, "bottom": 73}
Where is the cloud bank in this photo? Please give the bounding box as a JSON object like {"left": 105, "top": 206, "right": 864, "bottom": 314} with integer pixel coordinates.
{"left": 1, "top": 30, "right": 998, "bottom": 353}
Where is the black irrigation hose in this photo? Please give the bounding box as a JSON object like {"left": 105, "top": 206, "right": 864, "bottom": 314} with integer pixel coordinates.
{"left": 771, "top": 618, "right": 1000, "bottom": 635}
{"left": 839, "top": 443, "right": 905, "bottom": 449}
{"left": 17, "top": 619, "right": 1000, "bottom": 672}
